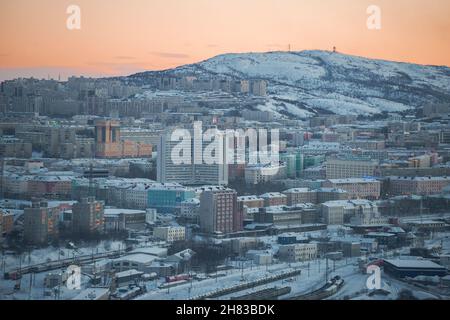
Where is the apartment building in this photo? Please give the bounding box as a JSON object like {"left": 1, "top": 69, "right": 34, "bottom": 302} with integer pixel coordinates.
{"left": 323, "top": 178, "right": 381, "bottom": 200}
{"left": 278, "top": 243, "right": 318, "bottom": 262}
{"left": 388, "top": 176, "right": 450, "bottom": 196}
{"left": 283, "top": 188, "right": 317, "bottom": 205}
{"left": 72, "top": 197, "right": 105, "bottom": 235}
{"left": 180, "top": 198, "right": 200, "bottom": 221}
{"left": 321, "top": 199, "right": 382, "bottom": 226}
{"left": 0, "top": 137, "right": 32, "bottom": 158}
{"left": 321, "top": 202, "right": 345, "bottom": 225}
{"left": 237, "top": 195, "right": 265, "bottom": 209}
{"left": 157, "top": 131, "right": 228, "bottom": 186}
{"left": 260, "top": 192, "right": 287, "bottom": 207}
{"left": 104, "top": 209, "right": 147, "bottom": 232}
{"left": 95, "top": 119, "right": 152, "bottom": 158}
{"left": 199, "top": 187, "right": 239, "bottom": 234}
{"left": 23, "top": 200, "right": 60, "bottom": 245}
{"left": 316, "top": 188, "right": 349, "bottom": 203}
{"left": 153, "top": 226, "right": 186, "bottom": 242}
{"left": 254, "top": 204, "right": 318, "bottom": 226}
{"left": 326, "top": 157, "right": 379, "bottom": 179}
{"left": 244, "top": 164, "right": 287, "bottom": 184}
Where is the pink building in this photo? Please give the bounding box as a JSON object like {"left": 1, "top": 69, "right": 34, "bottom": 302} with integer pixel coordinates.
{"left": 388, "top": 176, "right": 450, "bottom": 196}
{"left": 323, "top": 178, "right": 381, "bottom": 200}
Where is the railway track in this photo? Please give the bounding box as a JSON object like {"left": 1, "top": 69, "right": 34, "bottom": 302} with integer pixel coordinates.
{"left": 289, "top": 276, "right": 345, "bottom": 300}
{"left": 3, "top": 249, "right": 125, "bottom": 279}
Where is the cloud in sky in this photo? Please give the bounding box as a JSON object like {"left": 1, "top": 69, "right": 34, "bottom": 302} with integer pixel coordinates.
{"left": 1, "top": 0, "right": 449, "bottom": 79}
{"left": 84, "top": 61, "right": 155, "bottom": 75}
{"left": 149, "top": 52, "right": 191, "bottom": 59}
{"left": 113, "top": 56, "right": 136, "bottom": 60}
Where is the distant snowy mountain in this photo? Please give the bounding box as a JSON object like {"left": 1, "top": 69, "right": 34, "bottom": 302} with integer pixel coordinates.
{"left": 129, "top": 50, "right": 450, "bottom": 118}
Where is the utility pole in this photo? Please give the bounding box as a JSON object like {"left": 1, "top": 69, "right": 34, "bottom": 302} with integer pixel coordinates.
{"left": 0, "top": 157, "right": 5, "bottom": 200}
{"left": 28, "top": 273, "right": 33, "bottom": 300}
{"left": 1, "top": 255, "right": 5, "bottom": 275}
{"left": 18, "top": 253, "right": 22, "bottom": 276}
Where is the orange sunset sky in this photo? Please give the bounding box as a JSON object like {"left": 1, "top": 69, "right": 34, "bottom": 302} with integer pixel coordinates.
{"left": 1, "top": 0, "right": 449, "bottom": 81}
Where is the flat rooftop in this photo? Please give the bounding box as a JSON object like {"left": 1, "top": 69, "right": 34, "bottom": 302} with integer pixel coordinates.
{"left": 384, "top": 259, "right": 446, "bottom": 269}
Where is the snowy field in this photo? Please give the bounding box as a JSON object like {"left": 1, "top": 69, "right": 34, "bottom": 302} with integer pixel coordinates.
{"left": 1, "top": 230, "right": 450, "bottom": 300}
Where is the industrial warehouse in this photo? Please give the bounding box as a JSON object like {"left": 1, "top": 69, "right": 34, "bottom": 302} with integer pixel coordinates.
{"left": 383, "top": 259, "right": 448, "bottom": 278}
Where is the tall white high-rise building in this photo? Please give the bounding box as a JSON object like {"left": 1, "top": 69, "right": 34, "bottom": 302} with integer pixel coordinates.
{"left": 157, "top": 130, "right": 228, "bottom": 185}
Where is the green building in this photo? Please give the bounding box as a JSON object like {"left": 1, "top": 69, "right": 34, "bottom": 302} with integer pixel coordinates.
{"left": 148, "top": 187, "right": 195, "bottom": 213}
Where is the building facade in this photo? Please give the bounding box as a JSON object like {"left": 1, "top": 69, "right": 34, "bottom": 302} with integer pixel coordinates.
{"left": 72, "top": 197, "right": 105, "bottom": 235}
{"left": 278, "top": 243, "right": 318, "bottom": 262}
{"left": 388, "top": 176, "right": 450, "bottom": 196}
{"left": 153, "top": 226, "right": 186, "bottom": 242}
{"left": 23, "top": 200, "right": 60, "bottom": 245}
{"left": 326, "top": 158, "right": 379, "bottom": 179}
{"left": 199, "top": 187, "right": 240, "bottom": 234}
{"left": 323, "top": 178, "right": 381, "bottom": 200}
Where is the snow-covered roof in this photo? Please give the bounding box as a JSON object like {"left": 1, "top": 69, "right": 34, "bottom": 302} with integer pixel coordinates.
{"left": 283, "top": 188, "right": 312, "bottom": 193}
{"left": 104, "top": 208, "right": 146, "bottom": 216}
{"left": 72, "top": 288, "right": 109, "bottom": 300}
{"left": 260, "top": 192, "right": 286, "bottom": 198}
{"left": 321, "top": 199, "right": 376, "bottom": 208}
{"left": 389, "top": 176, "right": 450, "bottom": 182}
{"left": 181, "top": 198, "right": 200, "bottom": 205}
{"left": 130, "top": 247, "right": 168, "bottom": 257}
{"left": 114, "top": 254, "right": 158, "bottom": 265}
{"left": 237, "top": 195, "right": 263, "bottom": 201}
{"left": 115, "top": 269, "right": 144, "bottom": 278}
{"left": 384, "top": 259, "right": 446, "bottom": 269}
{"left": 327, "top": 178, "right": 379, "bottom": 184}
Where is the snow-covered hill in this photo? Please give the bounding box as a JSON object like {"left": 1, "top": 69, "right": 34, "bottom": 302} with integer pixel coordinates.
{"left": 130, "top": 50, "right": 450, "bottom": 118}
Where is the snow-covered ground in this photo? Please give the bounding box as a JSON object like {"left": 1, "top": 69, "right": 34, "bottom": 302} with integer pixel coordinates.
{"left": 2, "top": 229, "right": 450, "bottom": 300}
{"left": 136, "top": 258, "right": 360, "bottom": 301}
{"left": 0, "top": 240, "right": 125, "bottom": 272}
{"left": 144, "top": 50, "right": 450, "bottom": 118}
